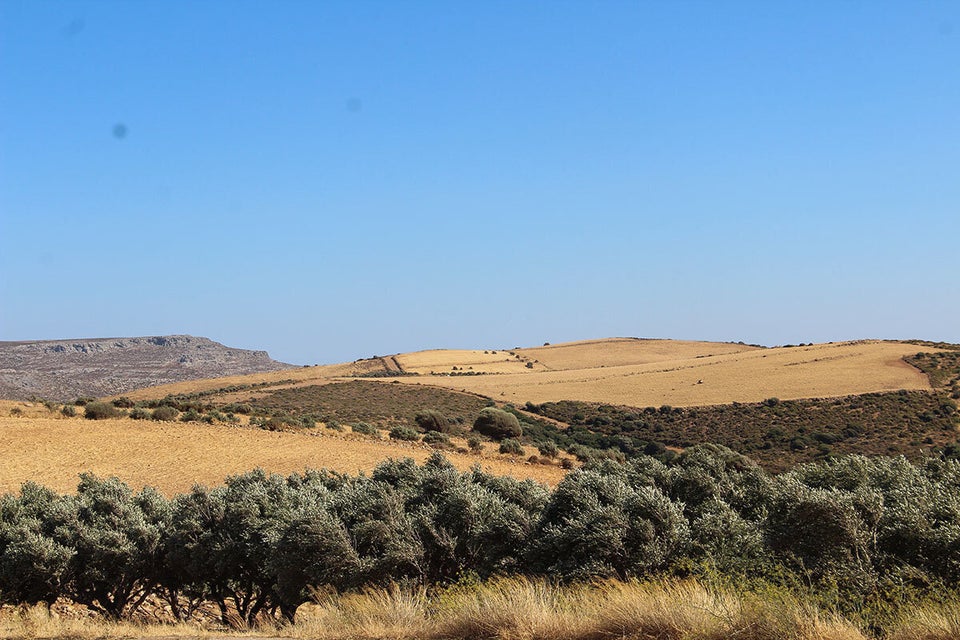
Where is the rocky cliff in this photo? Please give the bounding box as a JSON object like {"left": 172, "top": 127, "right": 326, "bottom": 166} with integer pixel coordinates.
{"left": 0, "top": 335, "right": 294, "bottom": 401}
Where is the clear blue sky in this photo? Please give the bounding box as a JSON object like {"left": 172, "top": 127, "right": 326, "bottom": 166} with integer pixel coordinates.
{"left": 1, "top": 1, "right": 958, "bottom": 364}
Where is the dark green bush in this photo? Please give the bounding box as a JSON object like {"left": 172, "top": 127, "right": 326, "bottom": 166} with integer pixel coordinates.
{"left": 61, "top": 405, "right": 76, "bottom": 417}
{"left": 111, "top": 397, "right": 135, "bottom": 409}
{"left": 151, "top": 406, "right": 179, "bottom": 421}
{"left": 84, "top": 402, "right": 119, "bottom": 420}
{"left": 499, "top": 439, "right": 524, "bottom": 456}
{"left": 414, "top": 409, "right": 451, "bottom": 433}
{"left": 537, "top": 441, "right": 559, "bottom": 458}
{"left": 352, "top": 422, "right": 378, "bottom": 436}
{"left": 129, "top": 407, "right": 151, "bottom": 420}
{"left": 473, "top": 408, "right": 522, "bottom": 440}
{"left": 389, "top": 426, "right": 420, "bottom": 441}
{"left": 422, "top": 431, "right": 453, "bottom": 449}
{"left": 180, "top": 409, "right": 201, "bottom": 423}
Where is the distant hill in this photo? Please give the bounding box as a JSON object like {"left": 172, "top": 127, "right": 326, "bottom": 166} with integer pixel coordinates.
{"left": 0, "top": 335, "right": 294, "bottom": 401}
{"left": 123, "top": 337, "right": 936, "bottom": 409}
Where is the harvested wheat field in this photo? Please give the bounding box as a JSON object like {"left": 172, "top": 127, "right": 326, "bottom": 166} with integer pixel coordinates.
{"left": 0, "top": 415, "right": 565, "bottom": 495}
{"left": 393, "top": 340, "right": 935, "bottom": 408}
{"left": 121, "top": 338, "right": 938, "bottom": 412}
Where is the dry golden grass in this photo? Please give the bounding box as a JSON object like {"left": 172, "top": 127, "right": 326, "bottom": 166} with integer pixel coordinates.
{"left": 394, "top": 340, "right": 934, "bottom": 408}
{"left": 120, "top": 338, "right": 938, "bottom": 412}
{"left": 886, "top": 600, "right": 960, "bottom": 640}
{"left": 0, "top": 577, "right": 885, "bottom": 640}
{"left": 397, "top": 349, "right": 538, "bottom": 374}
{"left": 0, "top": 416, "right": 565, "bottom": 496}
{"left": 517, "top": 337, "right": 760, "bottom": 370}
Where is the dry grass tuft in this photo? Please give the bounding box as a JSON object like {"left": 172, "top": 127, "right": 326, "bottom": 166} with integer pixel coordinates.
{"left": 11, "top": 577, "right": 951, "bottom": 640}
{"left": 292, "top": 577, "right": 871, "bottom": 640}
{"left": 295, "top": 584, "right": 428, "bottom": 640}
{"left": 886, "top": 599, "right": 960, "bottom": 640}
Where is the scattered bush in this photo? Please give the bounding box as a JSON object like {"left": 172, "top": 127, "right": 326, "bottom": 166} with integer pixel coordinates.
{"left": 473, "top": 408, "right": 522, "bottom": 440}
{"left": 179, "top": 409, "right": 201, "bottom": 422}
{"left": 414, "top": 409, "right": 451, "bottom": 433}
{"left": 111, "top": 397, "right": 135, "bottom": 409}
{"left": 499, "top": 438, "right": 525, "bottom": 456}
{"left": 129, "top": 407, "right": 151, "bottom": 420}
{"left": 352, "top": 422, "right": 379, "bottom": 436}
{"left": 422, "top": 431, "right": 452, "bottom": 449}
{"left": 467, "top": 436, "right": 483, "bottom": 452}
{"left": 389, "top": 426, "right": 420, "bottom": 441}
{"left": 537, "top": 441, "right": 559, "bottom": 458}
{"left": 151, "top": 406, "right": 179, "bottom": 421}
{"left": 60, "top": 405, "right": 76, "bottom": 417}
{"left": 84, "top": 402, "right": 119, "bottom": 420}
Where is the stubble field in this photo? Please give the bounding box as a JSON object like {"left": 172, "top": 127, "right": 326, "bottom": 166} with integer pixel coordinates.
{"left": 0, "top": 413, "right": 564, "bottom": 495}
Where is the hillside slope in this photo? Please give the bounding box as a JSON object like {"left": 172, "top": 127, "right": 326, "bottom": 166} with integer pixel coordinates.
{"left": 393, "top": 339, "right": 933, "bottom": 407}
{"left": 0, "top": 335, "right": 293, "bottom": 401}
{"left": 121, "top": 338, "right": 936, "bottom": 409}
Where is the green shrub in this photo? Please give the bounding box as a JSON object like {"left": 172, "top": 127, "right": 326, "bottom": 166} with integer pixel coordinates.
{"left": 473, "top": 408, "right": 522, "bottom": 440}
{"left": 415, "top": 409, "right": 451, "bottom": 433}
{"left": 84, "top": 402, "right": 119, "bottom": 420}
{"left": 537, "top": 441, "right": 559, "bottom": 458}
{"left": 180, "top": 409, "right": 201, "bottom": 422}
{"left": 111, "top": 397, "right": 135, "bottom": 409}
{"left": 389, "top": 426, "right": 420, "bottom": 441}
{"left": 352, "top": 422, "right": 379, "bottom": 436}
{"left": 151, "top": 406, "right": 179, "bottom": 421}
{"left": 129, "top": 408, "right": 151, "bottom": 420}
{"left": 61, "top": 405, "right": 76, "bottom": 417}
{"left": 499, "top": 438, "right": 524, "bottom": 456}
{"left": 74, "top": 397, "right": 94, "bottom": 406}
{"left": 468, "top": 436, "right": 483, "bottom": 452}
{"left": 422, "top": 431, "right": 453, "bottom": 449}
{"left": 222, "top": 403, "right": 253, "bottom": 415}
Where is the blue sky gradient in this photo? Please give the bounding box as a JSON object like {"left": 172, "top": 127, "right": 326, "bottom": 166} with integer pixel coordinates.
{"left": 1, "top": 1, "right": 958, "bottom": 364}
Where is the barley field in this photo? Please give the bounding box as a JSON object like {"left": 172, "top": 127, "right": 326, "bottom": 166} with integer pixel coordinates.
{"left": 396, "top": 340, "right": 933, "bottom": 407}
{"left": 121, "top": 339, "right": 937, "bottom": 411}
{"left": 0, "top": 414, "right": 564, "bottom": 495}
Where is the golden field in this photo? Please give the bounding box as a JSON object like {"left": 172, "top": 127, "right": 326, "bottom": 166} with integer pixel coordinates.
{"left": 396, "top": 340, "right": 933, "bottom": 407}
{"left": 0, "top": 411, "right": 565, "bottom": 496}
{"left": 122, "top": 338, "right": 936, "bottom": 410}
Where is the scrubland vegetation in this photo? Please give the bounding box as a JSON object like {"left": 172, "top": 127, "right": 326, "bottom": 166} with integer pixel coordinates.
{"left": 3, "top": 449, "right": 960, "bottom": 638}
{"left": 520, "top": 390, "right": 960, "bottom": 470}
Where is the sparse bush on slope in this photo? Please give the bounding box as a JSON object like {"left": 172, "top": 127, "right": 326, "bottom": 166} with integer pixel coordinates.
{"left": 473, "top": 407, "right": 522, "bottom": 440}
{"left": 83, "top": 401, "right": 119, "bottom": 420}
